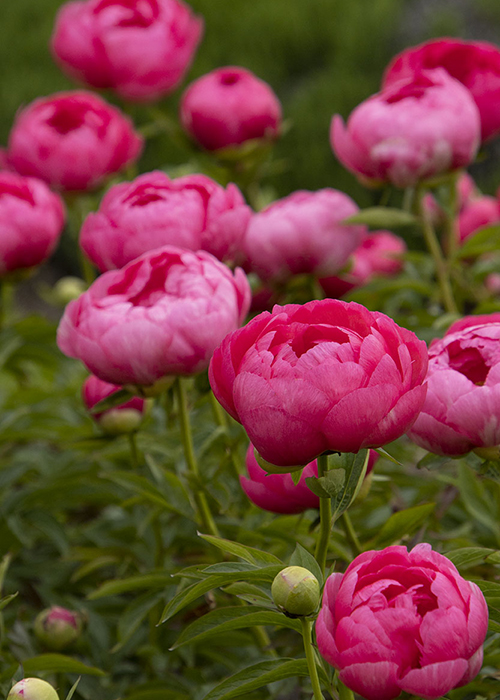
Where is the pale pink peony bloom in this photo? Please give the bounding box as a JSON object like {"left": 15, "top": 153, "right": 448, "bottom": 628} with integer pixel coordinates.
{"left": 243, "top": 189, "right": 365, "bottom": 285}
{"left": 408, "top": 314, "right": 500, "bottom": 456}
{"left": 458, "top": 195, "right": 500, "bottom": 242}
{"left": 7, "top": 91, "right": 143, "bottom": 191}
{"left": 180, "top": 66, "right": 281, "bottom": 151}
{"left": 209, "top": 299, "right": 427, "bottom": 467}
{"left": 80, "top": 171, "right": 251, "bottom": 271}
{"left": 58, "top": 246, "right": 251, "bottom": 388}
{"left": 0, "top": 172, "right": 65, "bottom": 274}
{"left": 319, "top": 230, "right": 406, "bottom": 298}
{"left": 331, "top": 70, "right": 480, "bottom": 188}
{"left": 52, "top": 0, "right": 203, "bottom": 102}
{"left": 383, "top": 38, "right": 500, "bottom": 142}
{"left": 82, "top": 374, "right": 146, "bottom": 432}
{"left": 316, "top": 544, "right": 488, "bottom": 700}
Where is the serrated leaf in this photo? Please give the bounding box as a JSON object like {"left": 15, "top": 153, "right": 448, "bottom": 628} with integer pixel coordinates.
{"left": 88, "top": 572, "right": 173, "bottom": 600}
{"left": 371, "top": 503, "right": 435, "bottom": 547}
{"left": 289, "top": 543, "right": 323, "bottom": 585}
{"left": 343, "top": 207, "right": 417, "bottom": 228}
{"left": 199, "top": 534, "right": 282, "bottom": 566}
{"left": 90, "top": 388, "right": 135, "bottom": 414}
{"left": 171, "top": 606, "right": 301, "bottom": 649}
{"left": 22, "top": 654, "right": 105, "bottom": 676}
{"left": 445, "top": 548, "right": 495, "bottom": 570}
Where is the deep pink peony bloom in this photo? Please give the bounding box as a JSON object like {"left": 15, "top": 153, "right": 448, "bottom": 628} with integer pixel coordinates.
{"left": 51, "top": 0, "right": 203, "bottom": 102}
{"left": 80, "top": 171, "right": 251, "bottom": 271}
{"left": 180, "top": 66, "right": 281, "bottom": 151}
{"left": 320, "top": 230, "right": 406, "bottom": 298}
{"left": 331, "top": 70, "right": 480, "bottom": 188}
{"left": 383, "top": 38, "right": 500, "bottom": 142}
{"left": 243, "top": 189, "right": 365, "bottom": 285}
{"left": 209, "top": 299, "right": 428, "bottom": 467}
{"left": 58, "top": 246, "right": 251, "bottom": 388}
{"left": 458, "top": 195, "right": 500, "bottom": 243}
{"left": 82, "top": 374, "right": 146, "bottom": 431}
{"left": 7, "top": 91, "right": 143, "bottom": 191}
{"left": 408, "top": 314, "right": 500, "bottom": 456}
{"left": 0, "top": 172, "right": 65, "bottom": 275}
{"left": 316, "top": 544, "right": 488, "bottom": 700}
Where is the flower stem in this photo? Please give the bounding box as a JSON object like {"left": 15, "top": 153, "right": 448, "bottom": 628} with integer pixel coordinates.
{"left": 444, "top": 170, "right": 460, "bottom": 261}
{"left": 340, "top": 511, "right": 362, "bottom": 556}
{"left": 128, "top": 433, "right": 139, "bottom": 469}
{"left": 174, "top": 378, "right": 219, "bottom": 537}
{"left": 314, "top": 454, "right": 331, "bottom": 578}
{"left": 301, "top": 617, "right": 324, "bottom": 700}
{"left": 209, "top": 390, "right": 242, "bottom": 477}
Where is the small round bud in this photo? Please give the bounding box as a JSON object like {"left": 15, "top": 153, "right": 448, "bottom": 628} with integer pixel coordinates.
{"left": 34, "top": 606, "right": 83, "bottom": 651}
{"left": 8, "top": 679, "right": 59, "bottom": 700}
{"left": 99, "top": 407, "right": 144, "bottom": 435}
{"left": 52, "top": 276, "right": 87, "bottom": 305}
{"left": 271, "top": 566, "right": 320, "bottom": 617}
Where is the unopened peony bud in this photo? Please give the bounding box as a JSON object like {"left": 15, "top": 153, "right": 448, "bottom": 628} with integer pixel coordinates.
{"left": 34, "top": 606, "right": 83, "bottom": 650}
{"left": 8, "top": 679, "right": 59, "bottom": 700}
{"left": 271, "top": 566, "right": 320, "bottom": 617}
{"left": 53, "top": 277, "right": 87, "bottom": 306}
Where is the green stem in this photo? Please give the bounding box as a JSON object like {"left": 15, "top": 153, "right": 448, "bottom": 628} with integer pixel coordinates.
{"left": 252, "top": 624, "right": 278, "bottom": 658}
{"left": 337, "top": 678, "right": 355, "bottom": 700}
{"left": 340, "top": 511, "right": 362, "bottom": 556}
{"left": 444, "top": 170, "right": 460, "bottom": 262}
{"left": 301, "top": 617, "right": 324, "bottom": 700}
{"left": 417, "top": 189, "right": 458, "bottom": 315}
{"left": 314, "top": 454, "right": 331, "bottom": 578}
{"left": 128, "top": 433, "right": 139, "bottom": 469}
{"left": 174, "top": 378, "right": 219, "bottom": 537}
{"left": 209, "top": 390, "right": 242, "bottom": 477}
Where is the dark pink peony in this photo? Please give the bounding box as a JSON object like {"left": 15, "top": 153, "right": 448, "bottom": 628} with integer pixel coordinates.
{"left": 180, "top": 66, "right": 281, "bottom": 151}
{"left": 316, "top": 544, "right": 488, "bottom": 700}
{"left": 383, "top": 38, "right": 500, "bottom": 142}
{"left": 80, "top": 171, "right": 251, "bottom": 271}
{"left": 7, "top": 91, "right": 142, "bottom": 191}
{"left": 0, "top": 172, "right": 65, "bottom": 274}
{"left": 52, "top": 0, "right": 203, "bottom": 102}
{"left": 58, "top": 246, "right": 250, "bottom": 389}
{"left": 209, "top": 299, "right": 428, "bottom": 467}
{"left": 331, "top": 70, "right": 480, "bottom": 188}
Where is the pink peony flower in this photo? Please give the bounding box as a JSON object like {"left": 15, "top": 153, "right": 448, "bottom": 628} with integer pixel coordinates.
{"left": 209, "top": 299, "right": 428, "bottom": 467}
{"left": 51, "top": 0, "right": 203, "bottom": 102}
{"left": 80, "top": 171, "right": 251, "bottom": 271}
{"left": 82, "top": 374, "right": 147, "bottom": 433}
{"left": 408, "top": 313, "right": 500, "bottom": 456}
{"left": 0, "top": 172, "right": 65, "bottom": 275}
{"left": 458, "top": 195, "right": 500, "bottom": 243}
{"left": 180, "top": 66, "right": 281, "bottom": 151}
{"left": 319, "top": 230, "right": 406, "bottom": 298}
{"left": 57, "top": 246, "right": 251, "bottom": 389}
{"left": 331, "top": 70, "right": 480, "bottom": 188}
{"left": 243, "top": 189, "right": 365, "bottom": 285}
{"left": 316, "top": 544, "right": 488, "bottom": 700}
{"left": 383, "top": 38, "right": 500, "bottom": 142}
{"left": 7, "top": 91, "right": 143, "bottom": 191}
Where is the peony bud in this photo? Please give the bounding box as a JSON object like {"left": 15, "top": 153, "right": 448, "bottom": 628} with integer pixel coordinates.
{"left": 52, "top": 276, "right": 87, "bottom": 306}
{"left": 34, "top": 606, "right": 83, "bottom": 651}
{"left": 271, "top": 566, "right": 320, "bottom": 617}
{"left": 8, "top": 679, "right": 59, "bottom": 700}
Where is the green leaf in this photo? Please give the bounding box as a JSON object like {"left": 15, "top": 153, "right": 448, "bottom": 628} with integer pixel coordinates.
{"left": 171, "top": 606, "right": 301, "bottom": 649}
{"left": 0, "top": 592, "right": 18, "bottom": 611}
{"left": 102, "top": 471, "right": 194, "bottom": 518}
{"left": 371, "top": 503, "right": 436, "bottom": 548}
{"left": 417, "top": 452, "right": 453, "bottom": 470}
{"left": 88, "top": 572, "right": 173, "bottom": 600}
{"left": 201, "top": 563, "right": 258, "bottom": 575}
{"left": 0, "top": 554, "right": 11, "bottom": 595}
{"left": 374, "top": 448, "right": 403, "bottom": 467}
{"left": 289, "top": 543, "right": 323, "bottom": 585}
{"left": 456, "top": 225, "right": 500, "bottom": 259}
{"left": 291, "top": 469, "right": 303, "bottom": 486}
{"left": 90, "top": 388, "right": 135, "bottom": 414}
{"left": 343, "top": 207, "right": 417, "bottom": 228}
{"left": 22, "top": 654, "right": 106, "bottom": 677}
{"left": 330, "top": 450, "right": 369, "bottom": 521}
{"left": 126, "top": 692, "right": 188, "bottom": 700}
{"left": 114, "top": 590, "right": 165, "bottom": 650}
{"left": 159, "top": 567, "right": 283, "bottom": 623}
{"left": 65, "top": 677, "right": 81, "bottom": 700}
{"left": 469, "top": 579, "right": 500, "bottom": 599}
{"left": 458, "top": 464, "right": 500, "bottom": 538}
{"left": 199, "top": 534, "right": 282, "bottom": 567}
{"left": 444, "top": 547, "right": 496, "bottom": 570}
{"left": 306, "top": 469, "right": 345, "bottom": 498}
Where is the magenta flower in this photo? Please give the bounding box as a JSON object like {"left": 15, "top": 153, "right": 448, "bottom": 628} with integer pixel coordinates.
{"left": 408, "top": 314, "right": 500, "bottom": 456}
{"left": 80, "top": 171, "right": 251, "bottom": 271}
{"left": 209, "top": 300, "right": 427, "bottom": 467}
{"left": 180, "top": 66, "right": 281, "bottom": 151}
{"left": 58, "top": 246, "right": 250, "bottom": 389}
{"left": 51, "top": 0, "right": 203, "bottom": 102}
{"left": 331, "top": 70, "right": 480, "bottom": 188}
{"left": 316, "top": 544, "right": 488, "bottom": 700}
{"left": 7, "top": 91, "right": 143, "bottom": 191}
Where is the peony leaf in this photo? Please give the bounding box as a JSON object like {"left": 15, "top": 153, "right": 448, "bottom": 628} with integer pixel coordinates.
{"left": 370, "top": 503, "right": 436, "bottom": 548}
{"left": 22, "top": 654, "right": 105, "bottom": 676}
{"left": 199, "top": 534, "right": 282, "bottom": 566}
{"left": 290, "top": 543, "right": 323, "bottom": 585}
{"left": 343, "top": 207, "right": 417, "bottom": 228}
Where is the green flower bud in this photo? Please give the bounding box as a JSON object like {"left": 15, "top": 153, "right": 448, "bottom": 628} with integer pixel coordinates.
{"left": 8, "top": 679, "right": 59, "bottom": 700}
{"left": 271, "top": 565, "right": 320, "bottom": 617}
{"left": 52, "top": 276, "right": 87, "bottom": 305}
{"left": 34, "top": 606, "right": 83, "bottom": 651}
{"left": 99, "top": 407, "right": 144, "bottom": 435}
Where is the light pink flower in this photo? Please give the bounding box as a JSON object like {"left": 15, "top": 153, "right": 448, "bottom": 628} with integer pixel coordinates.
{"left": 209, "top": 299, "right": 427, "bottom": 467}
{"left": 180, "top": 66, "right": 281, "bottom": 151}
{"left": 243, "top": 189, "right": 365, "bottom": 285}
{"left": 7, "top": 91, "right": 143, "bottom": 191}
{"left": 383, "top": 38, "right": 500, "bottom": 142}
{"left": 316, "top": 544, "right": 488, "bottom": 700}
{"left": 80, "top": 171, "right": 251, "bottom": 271}
{"left": 0, "top": 172, "right": 65, "bottom": 274}
{"left": 331, "top": 70, "right": 480, "bottom": 188}
{"left": 58, "top": 246, "right": 250, "bottom": 387}
{"left": 52, "top": 0, "right": 203, "bottom": 102}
